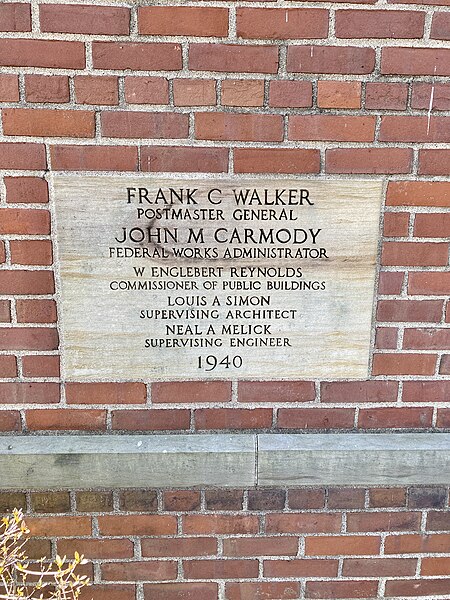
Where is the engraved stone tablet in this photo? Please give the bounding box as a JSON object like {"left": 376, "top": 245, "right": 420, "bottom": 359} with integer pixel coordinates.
{"left": 53, "top": 176, "right": 382, "bottom": 380}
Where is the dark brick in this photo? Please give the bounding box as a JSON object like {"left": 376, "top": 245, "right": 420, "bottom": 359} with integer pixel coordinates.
{"left": 76, "top": 492, "right": 113, "bottom": 513}
{"left": 409, "top": 487, "right": 447, "bottom": 509}
{"left": 288, "top": 489, "right": 326, "bottom": 510}
{"left": 31, "top": 492, "right": 71, "bottom": 513}
{"left": 328, "top": 489, "right": 365, "bottom": 509}
{"left": 205, "top": 490, "right": 244, "bottom": 511}
{"left": 119, "top": 490, "right": 158, "bottom": 512}
{"left": 247, "top": 490, "right": 286, "bottom": 511}
{"left": 0, "top": 492, "right": 27, "bottom": 512}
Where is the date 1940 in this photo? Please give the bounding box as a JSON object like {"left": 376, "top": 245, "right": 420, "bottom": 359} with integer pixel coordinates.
{"left": 198, "top": 355, "right": 243, "bottom": 371}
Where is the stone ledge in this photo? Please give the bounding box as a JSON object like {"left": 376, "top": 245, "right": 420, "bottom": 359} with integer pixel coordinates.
{"left": 0, "top": 434, "right": 449, "bottom": 489}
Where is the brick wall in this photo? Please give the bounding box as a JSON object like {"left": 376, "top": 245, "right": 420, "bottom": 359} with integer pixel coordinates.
{"left": 1, "top": 486, "right": 450, "bottom": 599}
{"left": 1, "top": 0, "right": 450, "bottom": 598}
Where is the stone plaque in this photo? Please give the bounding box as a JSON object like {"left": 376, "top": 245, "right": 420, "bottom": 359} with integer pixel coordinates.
{"left": 53, "top": 176, "right": 382, "bottom": 380}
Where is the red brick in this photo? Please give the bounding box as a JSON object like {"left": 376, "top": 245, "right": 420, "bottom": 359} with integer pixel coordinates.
{"left": 0, "top": 328, "right": 58, "bottom": 351}
{"left": 375, "top": 327, "right": 398, "bottom": 350}
{"left": 382, "top": 241, "right": 448, "bottom": 267}
{"left": 385, "top": 579, "right": 450, "bottom": 597}
{"left": 420, "top": 149, "right": 450, "bottom": 175}
{"left": 40, "top": 4, "right": 130, "bottom": 35}
{"left": 0, "top": 39, "right": 85, "bottom": 68}
{"left": 195, "top": 408, "right": 272, "bottom": 429}
{"left": 226, "top": 582, "right": 300, "bottom": 600}
{"left": 165, "top": 490, "right": 201, "bottom": 511}
{"left": 190, "top": 44, "right": 278, "bottom": 74}
{"left": 67, "top": 382, "right": 146, "bottom": 405}
{"left": 269, "top": 80, "right": 313, "bottom": 108}
{"left": 305, "top": 535, "right": 381, "bottom": 556}
{"left": 223, "top": 537, "right": 298, "bottom": 557}
{"left": 145, "top": 584, "right": 217, "bottom": 600}
{"left": 380, "top": 115, "right": 450, "bottom": 143}
{"left": 278, "top": 408, "right": 355, "bottom": 429}
{"left": 266, "top": 513, "right": 341, "bottom": 534}
{"left": 0, "top": 411, "right": 20, "bottom": 432}
{"left": 141, "top": 146, "right": 228, "bottom": 173}
{"left": 347, "top": 512, "right": 421, "bottom": 533}
{"left": 326, "top": 148, "right": 412, "bottom": 174}
{"left": 142, "top": 537, "right": 216, "bottom": 558}
{"left": 317, "top": 81, "right": 361, "bottom": 108}
{"left": 75, "top": 76, "right": 118, "bottom": 106}
{"left": 0, "top": 143, "right": 46, "bottom": 169}
{"left": 431, "top": 12, "right": 450, "bottom": 39}
{"left": 112, "top": 409, "right": 190, "bottom": 431}
{"left": 80, "top": 586, "right": 135, "bottom": 600}
{"left": 22, "top": 355, "right": 60, "bottom": 378}
{"left": 99, "top": 515, "right": 176, "bottom": 536}
{"left": 125, "top": 77, "right": 169, "bottom": 105}
{"left": 289, "top": 115, "right": 375, "bottom": 142}
{"left": 422, "top": 557, "right": 450, "bottom": 575}
{"left": 102, "top": 561, "right": 177, "bottom": 582}
{"left": 427, "top": 511, "right": 450, "bottom": 530}
{"left": 237, "top": 8, "right": 328, "bottom": 39}
{"left": 0, "top": 74, "right": 19, "bottom": 101}
{"left": 415, "top": 213, "right": 450, "bottom": 237}
{"left": 411, "top": 83, "right": 450, "bottom": 110}
{"left": 0, "top": 271, "right": 54, "bottom": 295}
{"left": 183, "top": 515, "right": 258, "bottom": 535}
{"left": 0, "top": 3, "right": 31, "bottom": 31}
{"left": 0, "top": 299, "right": 9, "bottom": 323}
{"left": 264, "top": 558, "right": 338, "bottom": 577}
{"left": 409, "top": 272, "right": 450, "bottom": 295}
{"left": 306, "top": 580, "right": 378, "bottom": 599}
{"left": 377, "top": 300, "right": 443, "bottom": 323}
{"left": 26, "top": 516, "right": 91, "bottom": 537}
{"left": 390, "top": 0, "right": 450, "bottom": 4}
{"left": 369, "top": 488, "right": 407, "bottom": 508}
{"left": 184, "top": 559, "right": 258, "bottom": 580}
{"left": 379, "top": 272, "right": 404, "bottom": 295}
{"left": 289, "top": 489, "right": 326, "bottom": 509}
{"left": 51, "top": 145, "right": 138, "bottom": 171}
{"left": 3, "top": 109, "right": 94, "bottom": 138}
{"left": 383, "top": 212, "right": 410, "bottom": 237}
{"left": 173, "top": 79, "right": 215, "bottom": 106}
{"left": 0, "top": 208, "right": 49, "bottom": 235}
{"left": 10, "top": 240, "right": 53, "bottom": 266}
{"left": 196, "top": 113, "right": 283, "bottom": 142}
{"left": 5, "top": 177, "right": 48, "bottom": 204}
{"left": 58, "top": 539, "right": 133, "bottom": 559}
{"left": 385, "top": 533, "right": 450, "bottom": 554}
{"left": 139, "top": 7, "right": 228, "bottom": 37}
{"left": 153, "top": 381, "right": 231, "bottom": 403}
{"left": 336, "top": 9, "right": 424, "bottom": 38}
{"left": 365, "top": 82, "right": 408, "bottom": 110}
{"left": 25, "top": 75, "right": 69, "bottom": 103}
{"left": 222, "top": 80, "right": 264, "bottom": 107}
{"left": 16, "top": 300, "right": 57, "bottom": 323}
{"left": 328, "top": 489, "right": 365, "bottom": 509}
{"left": 288, "top": 46, "right": 375, "bottom": 74}
{"left": 118, "top": 584, "right": 191, "bottom": 600}
{"left": 239, "top": 381, "right": 315, "bottom": 403}
{"left": 436, "top": 406, "right": 450, "bottom": 429}
{"left": 93, "top": 42, "right": 182, "bottom": 71}
{"left": 373, "top": 353, "right": 437, "bottom": 376}
{"left": 387, "top": 181, "right": 450, "bottom": 207}
{"left": 0, "top": 356, "right": 17, "bottom": 378}
{"left": 101, "top": 112, "right": 188, "bottom": 139}
{"left": 26, "top": 409, "right": 106, "bottom": 431}
{"left": 359, "top": 407, "right": 433, "bottom": 428}
{"left": 403, "top": 381, "right": 450, "bottom": 402}
{"left": 404, "top": 328, "right": 450, "bottom": 350}
{"left": 382, "top": 47, "right": 450, "bottom": 76}
{"left": 234, "top": 148, "right": 320, "bottom": 174}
